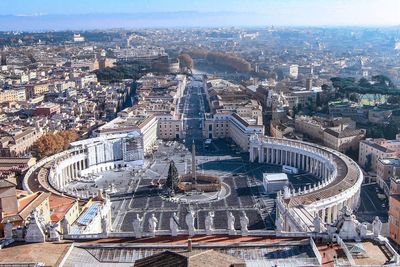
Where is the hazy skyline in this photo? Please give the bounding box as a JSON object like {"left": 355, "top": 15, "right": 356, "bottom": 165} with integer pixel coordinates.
{"left": 1, "top": 0, "right": 400, "bottom": 30}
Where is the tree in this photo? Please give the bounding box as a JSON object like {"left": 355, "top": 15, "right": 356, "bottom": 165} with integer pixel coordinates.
{"left": 316, "top": 93, "right": 321, "bottom": 107}
{"left": 178, "top": 53, "right": 194, "bottom": 70}
{"left": 387, "top": 95, "right": 400, "bottom": 105}
{"left": 349, "top": 93, "right": 360, "bottom": 103}
{"left": 31, "top": 130, "right": 79, "bottom": 159}
{"left": 187, "top": 49, "right": 251, "bottom": 73}
{"left": 166, "top": 160, "right": 180, "bottom": 192}
{"left": 321, "top": 84, "right": 330, "bottom": 91}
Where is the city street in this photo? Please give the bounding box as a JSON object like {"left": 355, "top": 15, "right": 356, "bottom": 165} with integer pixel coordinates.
{"left": 179, "top": 75, "right": 208, "bottom": 149}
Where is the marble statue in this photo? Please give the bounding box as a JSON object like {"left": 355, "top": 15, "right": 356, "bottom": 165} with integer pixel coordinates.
{"left": 4, "top": 220, "right": 13, "bottom": 240}
{"left": 337, "top": 206, "right": 361, "bottom": 240}
{"left": 47, "top": 223, "right": 61, "bottom": 242}
{"left": 240, "top": 213, "right": 249, "bottom": 236}
{"left": 313, "top": 214, "right": 321, "bottom": 233}
{"left": 101, "top": 216, "right": 109, "bottom": 236}
{"left": 283, "top": 186, "right": 291, "bottom": 199}
{"left": 148, "top": 213, "right": 158, "bottom": 236}
{"left": 276, "top": 214, "right": 284, "bottom": 232}
{"left": 186, "top": 210, "right": 196, "bottom": 236}
{"left": 205, "top": 211, "right": 214, "bottom": 235}
{"left": 227, "top": 212, "right": 236, "bottom": 235}
{"left": 372, "top": 216, "right": 382, "bottom": 237}
{"left": 170, "top": 212, "right": 179, "bottom": 236}
{"left": 359, "top": 222, "right": 368, "bottom": 238}
{"left": 133, "top": 214, "right": 143, "bottom": 238}
{"left": 15, "top": 226, "right": 24, "bottom": 240}
{"left": 25, "top": 209, "right": 46, "bottom": 243}
{"left": 327, "top": 224, "right": 337, "bottom": 236}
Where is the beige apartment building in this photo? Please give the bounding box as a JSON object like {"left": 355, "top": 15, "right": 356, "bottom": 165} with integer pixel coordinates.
{"left": 389, "top": 177, "right": 400, "bottom": 246}
{"left": 294, "top": 115, "right": 363, "bottom": 152}
{"left": 323, "top": 128, "right": 365, "bottom": 153}
{"left": 25, "top": 82, "right": 49, "bottom": 99}
{"left": 359, "top": 136, "right": 400, "bottom": 172}
{"left": 0, "top": 127, "right": 43, "bottom": 157}
{"left": 203, "top": 113, "right": 264, "bottom": 151}
{"left": 377, "top": 158, "right": 400, "bottom": 192}
{"left": 157, "top": 113, "right": 184, "bottom": 140}
{"left": 0, "top": 89, "right": 26, "bottom": 103}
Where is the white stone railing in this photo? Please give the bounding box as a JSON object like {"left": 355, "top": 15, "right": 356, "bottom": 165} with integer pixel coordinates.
{"left": 276, "top": 195, "right": 309, "bottom": 232}
{"left": 337, "top": 235, "right": 356, "bottom": 266}
{"left": 64, "top": 229, "right": 277, "bottom": 240}
{"left": 310, "top": 237, "right": 323, "bottom": 266}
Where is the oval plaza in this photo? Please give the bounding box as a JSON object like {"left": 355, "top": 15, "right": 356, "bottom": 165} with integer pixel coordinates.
{"left": 25, "top": 128, "right": 363, "bottom": 235}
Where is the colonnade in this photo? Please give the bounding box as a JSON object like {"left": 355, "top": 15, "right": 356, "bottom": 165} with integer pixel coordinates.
{"left": 50, "top": 153, "right": 88, "bottom": 189}
{"left": 249, "top": 135, "right": 363, "bottom": 232}
{"left": 252, "top": 146, "right": 333, "bottom": 181}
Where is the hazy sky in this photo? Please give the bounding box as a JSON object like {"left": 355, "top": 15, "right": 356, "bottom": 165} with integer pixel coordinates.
{"left": 1, "top": 0, "right": 400, "bottom": 26}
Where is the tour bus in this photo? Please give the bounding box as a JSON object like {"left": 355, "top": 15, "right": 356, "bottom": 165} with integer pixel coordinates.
{"left": 282, "top": 165, "right": 299, "bottom": 174}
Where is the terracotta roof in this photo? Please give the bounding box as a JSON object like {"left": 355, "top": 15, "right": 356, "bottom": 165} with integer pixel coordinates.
{"left": 49, "top": 194, "right": 77, "bottom": 223}
{"left": 0, "top": 157, "right": 34, "bottom": 166}
{"left": 0, "top": 242, "right": 71, "bottom": 267}
{"left": 1, "top": 191, "right": 50, "bottom": 223}
{"left": 324, "top": 128, "right": 365, "bottom": 138}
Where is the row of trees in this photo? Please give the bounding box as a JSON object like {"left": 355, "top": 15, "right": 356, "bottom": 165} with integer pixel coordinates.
{"left": 95, "top": 61, "right": 148, "bottom": 82}
{"left": 331, "top": 75, "right": 400, "bottom": 96}
{"left": 178, "top": 53, "right": 194, "bottom": 70}
{"left": 31, "top": 130, "right": 79, "bottom": 159}
{"left": 186, "top": 49, "right": 251, "bottom": 73}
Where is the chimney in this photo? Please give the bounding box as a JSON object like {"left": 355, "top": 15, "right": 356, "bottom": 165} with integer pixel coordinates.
{"left": 187, "top": 238, "right": 193, "bottom": 252}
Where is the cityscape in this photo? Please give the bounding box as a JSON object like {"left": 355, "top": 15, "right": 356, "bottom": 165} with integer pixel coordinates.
{"left": 1, "top": 1, "right": 400, "bottom": 266}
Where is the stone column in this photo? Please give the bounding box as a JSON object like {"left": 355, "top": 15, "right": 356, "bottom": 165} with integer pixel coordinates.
{"left": 250, "top": 146, "right": 255, "bottom": 162}
{"left": 259, "top": 147, "right": 264, "bottom": 163}
{"left": 332, "top": 205, "right": 338, "bottom": 222}
{"left": 62, "top": 169, "right": 66, "bottom": 187}
{"left": 59, "top": 173, "right": 63, "bottom": 188}
{"left": 326, "top": 206, "right": 332, "bottom": 224}
{"left": 68, "top": 165, "right": 73, "bottom": 181}
{"left": 296, "top": 153, "right": 300, "bottom": 169}
{"left": 273, "top": 149, "right": 276, "bottom": 164}
{"left": 70, "top": 164, "right": 75, "bottom": 179}
{"left": 62, "top": 168, "right": 66, "bottom": 182}
{"left": 320, "top": 164, "right": 323, "bottom": 179}
{"left": 286, "top": 150, "right": 289, "bottom": 165}
{"left": 348, "top": 196, "right": 354, "bottom": 210}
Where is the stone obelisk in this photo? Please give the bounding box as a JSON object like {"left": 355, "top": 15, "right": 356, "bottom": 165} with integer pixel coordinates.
{"left": 192, "top": 140, "right": 196, "bottom": 184}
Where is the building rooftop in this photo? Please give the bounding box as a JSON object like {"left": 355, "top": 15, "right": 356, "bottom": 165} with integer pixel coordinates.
{"left": 1, "top": 191, "right": 50, "bottom": 223}
{"left": 263, "top": 173, "right": 288, "bottom": 182}
{"left": 49, "top": 194, "right": 77, "bottom": 223}
{"left": 0, "top": 242, "right": 71, "bottom": 266}
{"left": 379, "top": 158, "right": 400, "bottom": 166}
